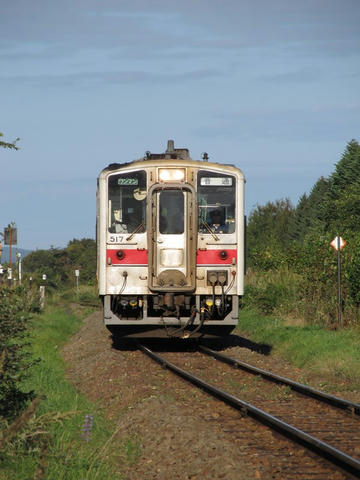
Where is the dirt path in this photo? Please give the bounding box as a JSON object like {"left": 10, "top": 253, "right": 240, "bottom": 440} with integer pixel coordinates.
{"left": 62, "top": 310, "right": 357, "bottom": 479}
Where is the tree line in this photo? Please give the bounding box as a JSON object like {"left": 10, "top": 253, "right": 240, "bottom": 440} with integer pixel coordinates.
{"left": 22, "top": 238, "right": 96, "bottom": 289}
{"left": 246, "top": 139, "right": 360, "bottom": 322}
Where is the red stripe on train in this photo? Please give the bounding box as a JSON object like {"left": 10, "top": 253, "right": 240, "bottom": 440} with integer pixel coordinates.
{"left": 106, "top": 249, "right": 237, "bottom": 265}
{"left": 196, "top": 249, "right": 237, "bottom": 264}
{"left": 107, "top": 249, "right": 148, "bottom": 264}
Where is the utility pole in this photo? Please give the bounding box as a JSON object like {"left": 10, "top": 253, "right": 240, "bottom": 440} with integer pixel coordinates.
{"left": 4, "top": 223, "right": 17, "bottom": 269}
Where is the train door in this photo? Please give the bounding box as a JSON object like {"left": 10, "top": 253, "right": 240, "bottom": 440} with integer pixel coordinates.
{"left": 148, "top": 185, "right": 196, "bottom": 292}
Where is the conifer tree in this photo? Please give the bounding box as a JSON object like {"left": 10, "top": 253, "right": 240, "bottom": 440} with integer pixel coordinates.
{"left": 323, "top": 140, "right": 360, "bottom": 233}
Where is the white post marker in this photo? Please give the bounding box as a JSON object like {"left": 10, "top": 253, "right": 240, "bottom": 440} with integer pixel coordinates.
{"left": 17, "top": 252, "right": 22, "bottom": 285}
{"left": 40, "top": 274, "right": 47, "bottom": 309}
{"left": 39, "top": 286, "right": 46, "bottom": 309}
{"left": 330, "top": 236, "right": 346, "bottom": 326}
{"left": 75, "top": 269, "right": 80, "bottom": 294}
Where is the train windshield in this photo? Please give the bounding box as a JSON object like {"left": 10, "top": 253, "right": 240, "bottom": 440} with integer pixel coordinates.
{"left": 108, "top": 170, "right": 146, "bottom": 233}
{"left": 197, "top": 171, "right": 236, "bottom": 234}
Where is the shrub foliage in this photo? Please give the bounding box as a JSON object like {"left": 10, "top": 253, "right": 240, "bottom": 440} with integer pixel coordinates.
{"left": 0, "top": 287, "right": 39, "bottom": 420}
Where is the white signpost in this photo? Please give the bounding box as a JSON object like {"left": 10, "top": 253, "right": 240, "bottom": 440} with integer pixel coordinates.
{"left": 40, "top": 274, "right": 47, "bottom": 309}
{"left": 330, "top": 236, "right": 347, "bottom": 326}
{"left": 75, "top": 269, "right": 80, "bottom": 295}
{"left": 17, "top": 252, "right": 22, "bottom": 285}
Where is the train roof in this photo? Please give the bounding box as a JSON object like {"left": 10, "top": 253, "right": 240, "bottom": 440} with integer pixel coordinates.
{"left": 99, "top": 140, "right": 245, "bottom": 179}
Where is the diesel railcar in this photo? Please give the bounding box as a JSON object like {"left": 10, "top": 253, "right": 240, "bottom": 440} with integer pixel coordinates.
{"left": 97, "top": 140, "right": 245, "bottom": 338}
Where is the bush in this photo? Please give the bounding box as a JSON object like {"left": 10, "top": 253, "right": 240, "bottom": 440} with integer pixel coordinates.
{"left": 0, "top": 286, "right": 38, "bottom": 420}
{"left": 244, "top": 283, "right": 280, "bottom": 314}
{"left": 243, "top": 269, "right": 301, "bottom": 315}
{"left": 244, "top": 232, "right": 360, "bottom": 325}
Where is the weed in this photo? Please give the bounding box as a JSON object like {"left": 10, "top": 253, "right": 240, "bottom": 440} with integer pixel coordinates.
{"left": 237, "top": 308, "right": 360, "bottom": 390}
{"left": 122, "top": 434, "right": 142, "bottom": 465}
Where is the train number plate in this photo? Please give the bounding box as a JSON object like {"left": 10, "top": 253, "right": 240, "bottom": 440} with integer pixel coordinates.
{"left": 108, "top": 235, "right": 124, "bottom": 243}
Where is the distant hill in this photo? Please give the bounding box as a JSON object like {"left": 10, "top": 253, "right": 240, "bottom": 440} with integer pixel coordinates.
{"left": 1, "top": 246, "right": 32, "bottom": 264}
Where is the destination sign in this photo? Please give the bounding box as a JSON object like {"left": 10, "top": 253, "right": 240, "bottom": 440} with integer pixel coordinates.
{"left": 118, "top": 178, "right": 139, "bottom": 185}
{"left": 200, "top": 177, "right": 233, "bottom": 186}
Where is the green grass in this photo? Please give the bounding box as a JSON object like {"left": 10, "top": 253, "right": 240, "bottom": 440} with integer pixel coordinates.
{"left": 237, "top": 308, "right": 360, "bottom": 389}
{"left": 0, "top": 304, "right": 139, "bottom": 480}
{"left": 52, "top": 285, "right": 102, "bottom": 308}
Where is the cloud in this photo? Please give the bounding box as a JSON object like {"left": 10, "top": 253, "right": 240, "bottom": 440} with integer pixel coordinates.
{"left": 2, "top": 1, "right": 359, "bottom": 55}
{"left": 192, "top": 104, "right": 360, "bottom": 143}
{"left": 256, "top": 66, "right": 326, "bottom": 84}
{"left": 0, "top": 44, "right": 78, "bottom": 62}
{"left": 0, "top": 67, "right": 222, "bottom": 89}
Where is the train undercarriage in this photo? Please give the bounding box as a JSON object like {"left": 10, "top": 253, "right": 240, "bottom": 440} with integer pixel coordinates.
{"left": 102, "top": 293, "right": 239, "bottom": 338}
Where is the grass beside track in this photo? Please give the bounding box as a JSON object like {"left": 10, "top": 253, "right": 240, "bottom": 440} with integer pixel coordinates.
{"left": 237, "top": 308, "right": 360, "bottom": 391}
{"left": 0, "top": 303, "right": 136, "bottom": 480}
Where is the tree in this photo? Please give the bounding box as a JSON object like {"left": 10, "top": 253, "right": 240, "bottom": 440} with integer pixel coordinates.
{"left": 289, "top": 176, "right": 330, "bottom": 242}
{"left": 321, "top": 140, "right": 360, "bottom": 234}
{"left": 328, "top": 139, "right": 360, "bottom": 195}
{"left": 0, "top": 132, "right": 20, "bottom": 150}
{"left": 246, "top": 199, "right": 295, "bottom": 269}
{"left": 23, "top": 238, "right": 96, "bottom": 287}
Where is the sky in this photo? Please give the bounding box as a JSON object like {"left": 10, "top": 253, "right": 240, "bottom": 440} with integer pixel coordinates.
{"left": 1, "top": 0, "right": 360, "bottom": 250}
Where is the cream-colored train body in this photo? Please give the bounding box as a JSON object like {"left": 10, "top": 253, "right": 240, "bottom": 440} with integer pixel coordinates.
{"left": 97, "top": 141, "right": 245, "bottom": 337}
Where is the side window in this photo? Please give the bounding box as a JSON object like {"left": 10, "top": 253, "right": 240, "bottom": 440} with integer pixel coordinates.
{"left": 108, "top": 171, "right": 147, "bottom": 233}
{"left": 197, "top": 171, "right": 236, "bottom": 234}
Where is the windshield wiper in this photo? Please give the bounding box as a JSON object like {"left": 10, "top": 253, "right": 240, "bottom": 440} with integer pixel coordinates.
{"left": 126, "top": 222, "right": 144, "bottom": 241}
{"left": 201, "top": 220, "right": 219, "bottom": 241}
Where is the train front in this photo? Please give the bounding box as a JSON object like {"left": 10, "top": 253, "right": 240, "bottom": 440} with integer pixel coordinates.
{"left": 97, "top": 142, "right": 245, "bottom": 338}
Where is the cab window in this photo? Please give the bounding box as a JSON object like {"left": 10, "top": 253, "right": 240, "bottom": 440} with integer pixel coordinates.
{"left": 108, "top": 171, "right": 146, "bottom": 233}
{"left": 197, "top": 171, "right": 235, "bottom": 234}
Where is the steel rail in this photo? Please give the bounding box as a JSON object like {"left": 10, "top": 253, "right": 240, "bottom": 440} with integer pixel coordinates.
{"left": 198, "top": 345, "right": 360, "bottom": 416}
{"left": 138, "top": 344, "right": 360, "bottom": 478}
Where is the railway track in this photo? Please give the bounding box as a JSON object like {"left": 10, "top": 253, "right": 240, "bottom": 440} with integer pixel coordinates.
{"left": 198, "top": 345, "right": 360, "bottom": 416}
{"left": 138, "top": 343, "right": 360, "bottom": 479}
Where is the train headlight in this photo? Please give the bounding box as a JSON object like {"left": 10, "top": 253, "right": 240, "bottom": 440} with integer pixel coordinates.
{"left": 159, "top": 168, "right": 185, "bottom": 182}
{"left": 215, "top": 298, "right": 222, "bottom": 307}
{"left": 129, "top": 299, "right": 138, "bottom": 307}
{"left": 205, "top": 298, "right": 213, "bottom": 307}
